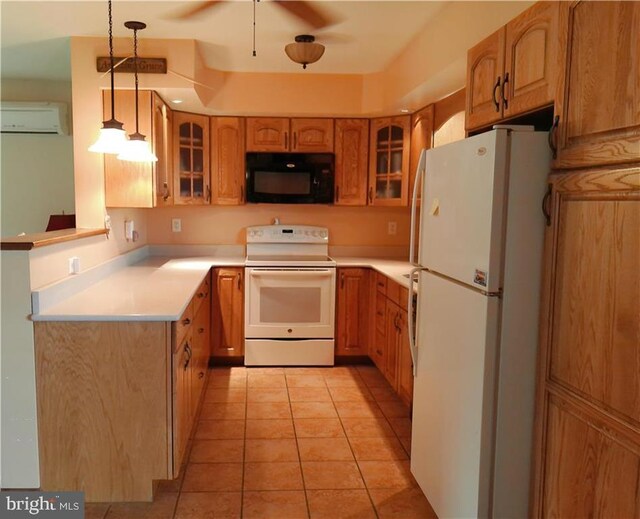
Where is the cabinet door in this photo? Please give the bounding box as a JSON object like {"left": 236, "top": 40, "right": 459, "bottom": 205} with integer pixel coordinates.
{"left": 211, "top": 117, "right": 245, "bottom": 205}
{"left": 503, "top": 1, "right": 559, "bottom": 118}
{"left": 172, "top": 335, "right": 192, "bottom": 475}
{"left": 384, "top": 301, "right": 400, "bottom": 389}
{"left": 174, "top": 112, "right": 210, "bottom": 205}
{"left": 334, "top": 119, "right": 369, "bottom": 206}
{"left": 553, "top": 1, "right": 640, "bottom": 168}
{"left": 409, "top": 104, "right": 434, "bottom": 203}
{"left": 191, "top": 297, "right": 210, "bottom": 414}
{"left": 368, "top": 116, "right": 411, "bottom": 206}
{"left": 103, "top": 90, "right": 155, "bottom": 208}
{"left": 212, "top": 268, "right": 244, "bottom": 357}
{"left": 369, "top": 274, "right": 386, "bottom": 370}
{"left": 336, "top": 268, "right": 369, "bottom": 356}
{"left": 153, "top": 93, "right": 173, "bottom": 206}
{"left": 290, "top": 118, "right": 334, "bottom": 152}
{"left": 246, "top": 117, "right": 289, "bottom": 152}
{"left": 466, "top": 28, "right": 505, "bottom": 131}
{"left": 396, "top": 309, "right": 413, "bottom": 407}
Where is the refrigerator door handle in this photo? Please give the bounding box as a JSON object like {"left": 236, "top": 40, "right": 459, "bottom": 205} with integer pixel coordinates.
{"left": 409, "top": 149, "right": 427, "bottom": 266}
{"left": 407, "top": 266, "right": 427, "bottom": 377}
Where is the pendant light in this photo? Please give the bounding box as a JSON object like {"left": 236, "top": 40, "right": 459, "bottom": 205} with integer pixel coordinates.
{"left": 117, "top": 21, "right": 158, "bottom": 162}
{"left": 285, "top": 35, "right": 325, "bottom": 69}
{"left": 89, "top": 0, "right": 127, "bottom": 154}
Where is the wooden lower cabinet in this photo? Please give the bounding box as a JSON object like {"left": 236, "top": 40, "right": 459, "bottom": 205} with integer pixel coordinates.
{"left": 336, "top": 268, "right": 369, "bottom": 356}
{"left": 212, "top": 267, "right": 244, "bottom": 357}
{"left": 173, "top": 333, "right": 192, "bottom": 476}
{"left": 532, "top": 166, "right": 640, "bottom": 516}
{"left": 396, "top": 309, "right": 413, "bottom": 407}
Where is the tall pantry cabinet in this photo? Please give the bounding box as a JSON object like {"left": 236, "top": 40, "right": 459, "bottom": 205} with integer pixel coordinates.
{"left": 532, "top": 2, "right": 640, "bottom": 516}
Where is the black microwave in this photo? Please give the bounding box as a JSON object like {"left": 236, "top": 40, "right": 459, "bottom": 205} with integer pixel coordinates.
{"left": 245, "top": 152, "right": 334, "bottom": 204}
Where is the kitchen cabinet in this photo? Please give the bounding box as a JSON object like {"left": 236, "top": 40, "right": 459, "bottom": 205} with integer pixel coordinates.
{"left": 190, "top": 274, "right": 211, "bottom": 413}
{"left": 383, "top": 300, "right": 401, "bottom": 389}
{"left": 531, "top": 166, "right": 640, "bottom": 517}
{"left": 466, "top": 2, "right": 559, "bottom": 130}
{"left": 396, "top": 308, "right": 413, "bottom": 407}
{"left": 409, "top": 104, "right": 434, "bottom": 203}
{"left": 335, "top": 268, "right": 369, "bottom": 356}
{"left": 174, "top": 111, "right": 210, "bottom": 204}
{"left": 210, "top": 117, "right": 245, "bottom": 205}
{"left": 368, "top": 116, "right": 411, "bottom": 206}
{"left": 173, "top": 332, "right": 192, "bottom": 476}
{"left": 246, "top": 117, "right": 334, "bottom": 152}
{"left": 551, "top": 1, "right": 640, "bottom": 169}
{"left": 103, "top": 90, "right": 172, "bottom": 208}
{"left": 212, "top": 267, "right": 244, "bottom": 358}
{"left": 334, "top": 119, "right": 369, "bottom": 206}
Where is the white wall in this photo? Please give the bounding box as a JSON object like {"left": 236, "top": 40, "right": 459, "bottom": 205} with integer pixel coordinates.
{"left": 0, "top": 79, "right": 75, "bottom": 237}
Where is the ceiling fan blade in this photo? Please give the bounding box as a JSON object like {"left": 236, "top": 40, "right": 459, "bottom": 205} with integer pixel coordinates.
{"left": 275, "top": 1, "right": 336, "bottom": 29}
{"left": 169, "top": 0, "right": 223, "bottom": 21}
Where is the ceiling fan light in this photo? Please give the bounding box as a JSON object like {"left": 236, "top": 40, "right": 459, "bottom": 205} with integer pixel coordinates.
{"left": 117, "top": 133, "right": 158, "bottom": 162}
{"left": 88, "top": 121, "right": 127, "bottom": 154}
{"left": 285, "top": 35, "right": 325, "bottom": 69}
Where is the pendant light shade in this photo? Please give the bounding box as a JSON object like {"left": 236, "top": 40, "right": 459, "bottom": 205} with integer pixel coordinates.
{"left": 118, "top": 20, "right": 157, "bottom": 163}
{"left": 89, "top": 0, "right": 126, "bottom": 154}
{"left": 285, "top": 35, "right": 325, "bottom": 69}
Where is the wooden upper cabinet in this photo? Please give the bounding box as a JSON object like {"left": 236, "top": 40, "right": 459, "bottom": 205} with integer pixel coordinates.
{"left": 336, "top": 268, "right": 370, "bottom": 356}
{"left": 368, "top": 116, "right": 411, "bottom": 206}
{"left": 552, "top": 1, "right": 640, "bottom": 169}
{"left": 503, "top": 1, "right": 559, "bottom": 118}
{"left": 291, "top": 118, "right": 334, "bottom": 152}
{"left": 409, "top": 104, "right": 434, "bottom": 202}
{"left": 153, "top": 93, "right": 173, "bottom": 207}
{"left": 334, "top": 119, "right": 369, "bottom": 206}
{"left": 466, "top": 28, "right": 505, "bottom": 131}
{"left": 210, "top": 117, "right": 245, "bottom": 205}
{"left": 212, "top": 267, "right": 244, "bottom": 357}
{"left": 246, "top": 117, "right": 289, "bottom": 152}
{"left": 173, "top": 112, "right": 210, "bottom": 205}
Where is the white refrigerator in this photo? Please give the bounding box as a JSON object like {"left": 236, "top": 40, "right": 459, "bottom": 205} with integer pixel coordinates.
{"left": 407, "top": 127, "right": 551, "bottom": 518}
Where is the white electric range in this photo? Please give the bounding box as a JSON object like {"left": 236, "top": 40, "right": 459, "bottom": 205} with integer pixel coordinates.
{"left": 244, "top": 225, "right": 336, "bottom": 366}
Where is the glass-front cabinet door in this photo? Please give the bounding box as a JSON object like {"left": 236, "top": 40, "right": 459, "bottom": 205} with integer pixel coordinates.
{"left": 368, "top": 116, "right": 411, "bottom": 206}
{"left": 173, "top": 112, "right": 210, "bottom": 205}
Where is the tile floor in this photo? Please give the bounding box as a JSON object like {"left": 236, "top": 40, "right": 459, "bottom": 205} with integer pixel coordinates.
{"left": 86, "top": 365, "right": 437, "bottom": 519}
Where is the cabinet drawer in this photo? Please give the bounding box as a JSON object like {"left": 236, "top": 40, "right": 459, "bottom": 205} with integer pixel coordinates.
{"left": 375, "top": 297, "right": 386, "bottom": 334}
{"left": 192, "top": 273, "right": 211, "bottom": 315}
{"left": 375, "top": 273, "right": 387, "bottom": 295}
{"left": 386, "top": 279, "right": 401, "bottom": 307}
{"left": 174, "top": 301, "right": 194, "bottom": 350}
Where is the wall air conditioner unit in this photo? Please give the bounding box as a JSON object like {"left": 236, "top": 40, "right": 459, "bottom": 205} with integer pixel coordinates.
{"left": 0, "top": 101, "right": 69, "bottom": 135}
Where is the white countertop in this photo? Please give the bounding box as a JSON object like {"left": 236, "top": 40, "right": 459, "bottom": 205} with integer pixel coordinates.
{"left": 31, "top": 253, "right": 415, "bottom": 322}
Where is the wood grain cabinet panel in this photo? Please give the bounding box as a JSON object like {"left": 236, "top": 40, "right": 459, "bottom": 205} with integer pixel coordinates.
{"left": 173, "top": 111, "right": 210, "bottom": 204}
{"left": 291, "top": 118, "right": 334, "bottom": 152}
{"left": 397, "top": 309, "right": 413, "bottom": 407}
{"left": 553, "top": 1, "right": 640, "bottom": 168}
{"left": 384, "top": 300, "right": 401, "bottom": 389}
{"left": 409, "top": 104, "right": 434, "bottom": 203}
{"left": 210, "top": 117, "right": 246, "bottom": 205}
{"left": 152, "top": 93, "right": 174, "bottom": 206}
{"left": 336, "top": 268, "right": 369, "bottom": 356}
{"left": 246, "top": 117, "right": 289, "bottom": 152}
{"left": 334, "top": 119, "right": 369, "bottom": 206}
{"left": 212, "top": 267, "right": 244, "bottom": 357}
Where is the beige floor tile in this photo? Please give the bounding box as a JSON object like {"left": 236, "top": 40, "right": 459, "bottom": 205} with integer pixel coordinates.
{"left": 329, "top": 366, "right": 361, "bottom": 375}
{"left": 369, "top": 487, "right": 438, "bottom": 519}
{"left": 174, "top": 492, "right": 242, "bottom": 519}
{"left": 286, "top": 374, "right": 327, "bottom": 387}
{"left": 307, "top": 489, "right": 376, "bottom": 519}
{"left": 387, "top": 417, "right": 412, "bottom": 437}
{"left": 204, "top": 388, "right": 246, "bottom": 403}
{"left": 199, "top": 402, "right": 246, "bottom": 420}
{"left": 327, "top": 386, "right": 374, "bottom": 402}
{"left": 245, "top": 419, "right": 295, "bottom": 439}
{"left": 357, "top": 460, "right": 416, "bottom": 489}
{"left": 285, "top": 367, "right": 329, "bottom": 376}
{"left": 368, "top": 386, "right": 401, "bottom": 402}
{"left": 298, "top": 437, "right": 354, "bottom": 461}
{"left": 104, "top": 492, "right": 178, "bottom": 519}
{"left": 294, "top": 418, "right": 345, "bottom": 438}
{"left": 377, "top": 400, "right": 411, "bottom": 419}
{"left": 324, "top": 375, "right": 365, "bottom": 388}
{"left": 210, "top": 367, "right": 247, "bottom": 377}
{"left": 334, "top": 401, "right": 383, "bottom": 419}
{"left": 243, "top": 462, "right": 304, "bottom": 491}
{"left": 189, "top": 439, "right": 244, "bottom": 463}
{"left": 247, "top": 374, "right": 287, "bottom": 388}
{"left": 245, "top": 438, "right": 300, "bottom": 462}
{"left": 348, "top": 437, "right": 408, "bottom": 461}
{"left": 85, "top": 503, "right": 110, "bottom": 519}
{"left": 399, "top": 435, "right": 411, "bottom": 455}
{"left": 301, "top": 461, "right": 365, "bottom": 490}
{"left": 246, "top": 401, "right": 292, "bottom": 419}
{"left": 182, "top": 463, "right": 243, "bottom": 492}
{"left": 246, "top": 367, "right": 285, "bottom": 375}
{"left": 208, "top": 376, "right": 247, "bottom": 389}
{"left": 194, "top": 420, "right": 245, "bottom": 440}
{"left": 247, "top": 387, "right": 289, "bottom": 402}
{"left": 243, "top": 491, "right": 309, "bottom": 519}
{"left": 288, "top": 387, "right": 332, "bottom": 402}
{"left": 291, "top": 401, "right": 338, "bottom": 419}
{"left": 341, "top": 417, "right": 395, "bottom": 438}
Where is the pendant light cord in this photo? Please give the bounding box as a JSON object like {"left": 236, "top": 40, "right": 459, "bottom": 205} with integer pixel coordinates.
{"left": 133, "top": 26, "right": 139, "bottom": 134}
{"left": 108, "top": 0, "right": 116, "bottom": 121}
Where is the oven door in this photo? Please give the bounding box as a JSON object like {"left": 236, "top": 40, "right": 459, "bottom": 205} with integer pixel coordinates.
{"left": 245, "top": 267, "right": 336, "bottom": 339}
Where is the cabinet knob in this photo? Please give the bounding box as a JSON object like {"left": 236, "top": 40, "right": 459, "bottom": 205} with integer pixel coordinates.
{"left": 501, "top": 72, "right": 509, "bottom": 110}
{"left": 198, "top": 291, "right": 205, "bottom": 298}
{"left": 198, "top": 327, "right": 205, "bottom": 334}
{"left": 548, "top": 115, "right": 560, "bottom": 159}
{"left": 237, "top": 273, "right": 242, "bottom": 290}
{"left": 182, "top": 318, "right": 191, "bottom": 326}
{"left": 368, "top": 187, "right": 373, "bottom": 204}
{"left": 199, "top": 372, "right": 205, "bottom": 379}
{"left": 492, "top": 76, "right": 501, "bottom": 112}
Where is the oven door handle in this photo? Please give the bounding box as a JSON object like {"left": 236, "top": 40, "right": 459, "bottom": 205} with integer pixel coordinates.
{"left": 249, "top": 269, "right": 334, "bottom": 277}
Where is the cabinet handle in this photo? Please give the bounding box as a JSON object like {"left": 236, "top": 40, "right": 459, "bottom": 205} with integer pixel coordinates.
{"left": 198, "top": 327, "right": 205, "bottom": 334}
{"left": 340, "top": 272, "right": 345, "bottom": 288}
{"left": 182, "top": 318, "right": 191, "bottom": 326}
{"left": 198, "top": 371, "right": 205, "bottom": 379}
{"left": 293, "top": 132, "right": 297, "bottom": 149}
{"left": 183, "top": 343, "right": 191, "bottom": 369}
{"left": 492, "top": 76, "right": 501, "bottom": 112}
{"left": 162, "top": 182, "right": 170, "bottom": 202}
{"left": 206, "top": 185, "right": 211, "bottom": 203}
{"left": 237, "top": 273, "right": 241, "bottom": 290}
{"left": 542, "top": 183, "right": 552, "bottom": 227}
{"left": 501, "top": 72, "right": 509, "bottom": 110}
{"left": 368, "top": 187, "right": 373, "bottom": 204}
{"left": 240, "top": 185, "right": 244, "bottom": 202}
{"left": 198, "top": 291, "right": 205, "bottom": 298}
{"left": 336, "top": 185, "right": 339, "bottom": 202}
{"left": 284, "top": 132, "right": 289, "bottom": 149}
{"left": 548, "top": 115, "right": 559, "bottom": 159}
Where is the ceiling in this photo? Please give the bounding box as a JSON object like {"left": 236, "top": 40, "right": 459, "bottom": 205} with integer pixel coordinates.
{"left": 1, "top": 1, "right": 448, "bottom": 80}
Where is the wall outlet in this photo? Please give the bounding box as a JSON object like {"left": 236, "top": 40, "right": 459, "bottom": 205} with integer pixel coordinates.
{"left": 172, "top": 218, "right": 182, "bottom": 233}
{"left": 68, "top": 256, "right": 80, "bottom": 275}
{"left": 388, "top": 221, "right": 397, "bottom": 235}
{"left": 124, "top": 220, "right": 134, "bottom": 241}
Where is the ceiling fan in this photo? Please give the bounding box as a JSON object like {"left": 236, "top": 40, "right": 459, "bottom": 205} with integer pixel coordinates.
{"left": 170, "top": 0, "right": 336, "bottom": 30}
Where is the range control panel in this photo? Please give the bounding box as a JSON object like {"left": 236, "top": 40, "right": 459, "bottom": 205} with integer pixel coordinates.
{"left": 246, "top": 225, "right": 329, "bottom": 244}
